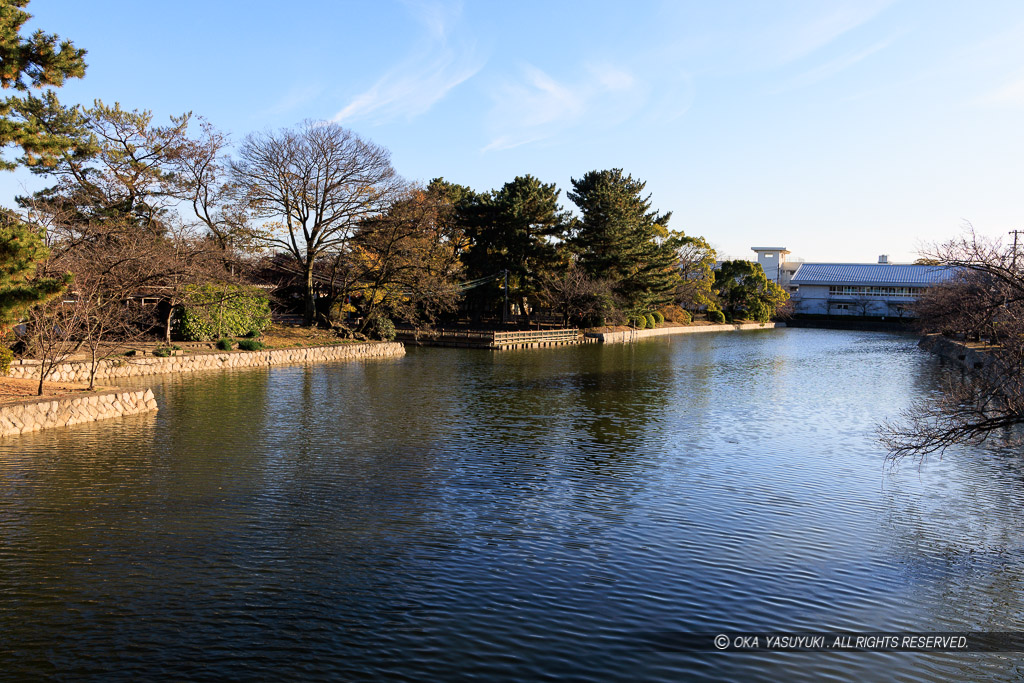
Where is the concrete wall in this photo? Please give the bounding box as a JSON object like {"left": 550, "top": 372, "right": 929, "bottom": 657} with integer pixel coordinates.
{"left": 587, "top": 322, "right": 783, "bottom": 344}
{"left": 0, "top": 389, "right": 157, "bottom": 438}
{"left": 6, "top": 342, "right": 406, "bottom": 383}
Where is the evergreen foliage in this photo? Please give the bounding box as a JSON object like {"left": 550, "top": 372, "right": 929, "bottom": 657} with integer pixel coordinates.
{"left": 0, "top": 210, "right": 69, "bottom": 336}
{"left": 568, "top": 169, "right": 680, "bottom": 313}
{"left": 713, "top": 260, "right": 789, "bottom": 323}
{"left": 173, "top": 284, "right": 270, "bottom": 341}
{"left": 0, "top": 0, "right": 87, "bottom": 170}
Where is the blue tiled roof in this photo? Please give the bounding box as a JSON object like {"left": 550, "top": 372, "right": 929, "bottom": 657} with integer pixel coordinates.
{"left": 789, "top": 263, "right": 957, "bottom": 286}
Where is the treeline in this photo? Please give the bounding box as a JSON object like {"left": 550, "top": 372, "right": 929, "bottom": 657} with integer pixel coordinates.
{"left": 0, "top": 1, "right": 788, "bottom": 391}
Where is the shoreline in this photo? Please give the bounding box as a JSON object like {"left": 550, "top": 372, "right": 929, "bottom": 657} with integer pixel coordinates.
{"left": 1, "top": 342, "right": 405, "bottom": 438}
{"left": 586, "top": 321, "right": 785, "bottom": 343}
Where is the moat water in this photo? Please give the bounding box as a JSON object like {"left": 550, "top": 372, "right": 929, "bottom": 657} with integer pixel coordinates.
{"left": 3, "top": 329, "right": 1024, "bottom": 681}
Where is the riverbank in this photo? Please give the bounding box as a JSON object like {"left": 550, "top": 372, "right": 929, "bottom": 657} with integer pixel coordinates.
{"left": 919, "top": 334, "right": 995, "bottom": 371}
{"left": 6, "top": 341, "right": 406, "bottom": 383}
{"left": 586, "top": 321, "right": 784, "bottom": 343}
{"left": 0, "top": 386, "right": 157, "bottom": 438}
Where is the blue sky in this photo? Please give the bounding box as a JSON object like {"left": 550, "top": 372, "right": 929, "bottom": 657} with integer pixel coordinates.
{"left": 4, "top": 0, "right": 1024, "bottom": 262}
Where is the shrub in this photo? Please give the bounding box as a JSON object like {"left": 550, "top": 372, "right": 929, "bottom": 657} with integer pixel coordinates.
{"left": 652, "top": 311, "right": 665, "bottom": 325}
{"left": 645, "top": 313, "right": 657, "bottom": 328}
{"left": 370, "top": 316, "right": 396, "bottom": 341}
{"left": 172, "top": 284, "right": 271, "bottom": 342}
{"left": 153, "top": 346, "right": 173, "bottom": 357}
{"left": 237, "top": 338, "right": 265, "bottom": 351}
{"left": 708, "top": 310, "right": 726, "bottom": 324}
{"left": 679, "top": 310, "right": 692, "bottom": 325}
{"left": 216, "top": 337, "right": 234, "bottom": 351}
{"left": 632, "top": 315, "right": 647, "bottom": 329}
{"left": 0, "top": 345, "right": 12, "bottom": 375}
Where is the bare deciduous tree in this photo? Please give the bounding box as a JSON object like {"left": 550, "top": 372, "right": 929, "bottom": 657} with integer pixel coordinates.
{"left": 231, "top": 121, "right": 403, "bottom": 325}
{"left": 880, "top": 227, "right": 1024, "bottom": 461}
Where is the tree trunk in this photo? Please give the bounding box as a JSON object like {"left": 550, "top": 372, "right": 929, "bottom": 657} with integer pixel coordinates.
{"left": 165, "top": 307, "right": 174, "bottom": 345}
{"left": 304, "top": 262, "right": 316, "bottom": 326}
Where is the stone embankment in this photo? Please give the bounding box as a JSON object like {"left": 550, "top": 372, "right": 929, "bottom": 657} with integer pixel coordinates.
{"left": 588, "top": 322, "right": 784, "bottom": 344}
{"left": 6, "top": 342, "right": 406, "bottom": 383}
{"left": 918, "top": 334, "right": 993, "bottom": 371}
{"left": 0, "top": 389, "right": 157, "bottom": 438}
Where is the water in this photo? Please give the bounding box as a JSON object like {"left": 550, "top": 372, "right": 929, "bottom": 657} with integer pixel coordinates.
{"left": 2, "top": 328, "right": 1024, "bottom": 681}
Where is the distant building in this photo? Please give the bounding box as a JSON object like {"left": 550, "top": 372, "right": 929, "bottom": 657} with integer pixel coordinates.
{"left": 786, "top": 256, "right": 956, "bottom": 317}
{"left": 750, "top": 247, "right": 790, "bottom": 285}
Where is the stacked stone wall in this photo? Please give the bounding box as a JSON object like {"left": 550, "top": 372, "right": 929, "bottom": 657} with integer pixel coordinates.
{"left": 6, "top": 342, "right": 406, "bottom": 383}
{"left": 0, "top": 389, "right": 157, "bottom": 438}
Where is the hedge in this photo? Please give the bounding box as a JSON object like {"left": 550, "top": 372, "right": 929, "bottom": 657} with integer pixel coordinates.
{"left": 173, "top": 284, "right": 271, "bottom": 342}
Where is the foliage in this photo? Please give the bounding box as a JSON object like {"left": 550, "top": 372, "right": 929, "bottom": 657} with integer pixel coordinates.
{"left": 652, "top": 310, "right": 665, "bottom": 325}
{"left": 342, "top": 182, "right": 466, "bottom": 332}
{"left": 674, "top": 233, "right": 717, "bottom": 311}
{"left": 152, "top": 346, "right": 172, "bottom": 357}
{"left": 173, "top": 284, "right": 270, "bottom": 341}
{"left": 645, "top": 313, "right": 657, "bottom": 328}
{"left": 678, "top": 309, "right": 692, "bottom": 325}
{"left": 216, "top": 337, "right": 234, "bottom": 351}
{"left": 236, "top": 338, "right": 264, "bottom": 351}
{"left": 369, "top": 316, "right": 396, "bottom": 341}
{"left": 708, "top": 309, "right": 726, "bottom": 324}
{"left": 568, "top": 169, "right": 680, "bottom": 313}
{"left": 0, "top": 210, "right": 69, "bottom": 336}
{"left": 713, "top": 260, "right": 789, "bottom": 323}
{"left": 632, "top": 314, "right": 647, "bottom": 329}
{"left": 0, "top": 344, "right": 12, "bottom": 374}
{"left": 0, "top": 0, "right": 88, "bottom": 171}
{"left": 460, "top": 174, "right": 569, "bottom": 318}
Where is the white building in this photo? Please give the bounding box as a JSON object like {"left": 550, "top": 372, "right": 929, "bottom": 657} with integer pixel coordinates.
{"left": 786, "top": 257, "right": 955, "bottom": 317}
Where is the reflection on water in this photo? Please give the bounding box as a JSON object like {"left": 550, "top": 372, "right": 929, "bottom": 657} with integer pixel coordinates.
{"left": 2, "top": 329, "right": 1024, "bottom": 680}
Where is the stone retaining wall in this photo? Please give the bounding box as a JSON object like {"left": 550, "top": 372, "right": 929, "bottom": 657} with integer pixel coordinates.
{"left": 588, "top": 322, "right": 784, "bottom": 344}
{"left": 919, "top": 334, "right": 994, "bottom": 371}
{"left": 6, "top": 342, "right": 406, "bottom": 383}
{"left": 0, "top": 389, "right": 157, "bottom": 438}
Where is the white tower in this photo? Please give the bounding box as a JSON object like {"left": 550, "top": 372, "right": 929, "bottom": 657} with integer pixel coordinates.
{"left": 750, "top": 247, "right": 791, "bottom": 284}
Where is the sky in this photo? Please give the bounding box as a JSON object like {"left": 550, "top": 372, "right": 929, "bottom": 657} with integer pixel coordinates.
{"left": 4, "top": 0, "right": 1024, "bottom": 263}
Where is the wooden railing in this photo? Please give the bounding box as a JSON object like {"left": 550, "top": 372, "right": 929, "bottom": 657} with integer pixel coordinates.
{"left": 397, "top": 327, "right": 581, "bottom": 347}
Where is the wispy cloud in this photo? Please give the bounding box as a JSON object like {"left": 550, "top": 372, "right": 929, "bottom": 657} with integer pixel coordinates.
{"left": 770, "top": 36, "right": 895, "bottom": 93}
{"left": 259, "top": 83, "right": 326, "bottom": 120}
{"left": 771, "top": 0, "right": 894, "bottom": 66}
{"left": 332, "top": 0, "right": 484, "bottom": 125}
{"left": 483, "top": 63, "right": 642, "bottom": 151}
{"left": 976, "top": 73, "right": 1024, "bottom": 108}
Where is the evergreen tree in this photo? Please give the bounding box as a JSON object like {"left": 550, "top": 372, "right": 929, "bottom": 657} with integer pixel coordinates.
{"left": 0, "top": 0, "right": 87, "bottom": 170}
{"left": 462, "top": 175, "right": 569, "bottom": 318}
{"left": 0, "top": 209, "right": 69, "bottom": 336}
{"left": 713, "top": 260, "right": 788, "bottom": 322}
{"left": 568, "top": 168, "right": 680, "bottom": 313}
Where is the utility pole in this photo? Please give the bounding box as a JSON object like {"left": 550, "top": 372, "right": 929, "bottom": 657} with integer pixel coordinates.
{"left": 1011, "top": 230, "right": 1023, "bottom": 271}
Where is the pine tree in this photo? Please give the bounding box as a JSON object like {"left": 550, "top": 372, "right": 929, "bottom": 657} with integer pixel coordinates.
{"left": 0, "top": 209, "right": 69, "bottom": 336}
{"left": 0, "top": 0, "right": 87, "bottom": 170}
{"left": 568, "top": 168, "right": 680, "bottom": 313}
{"left": 461, "top": 175, "right": 569, "bottom": 317}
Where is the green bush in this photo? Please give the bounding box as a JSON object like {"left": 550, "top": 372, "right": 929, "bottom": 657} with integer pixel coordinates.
{"left": 679, "top": 310, "right": 692, "bottom": 325}
{"left": 216, "top": 337, "right": 234, "bottom": 351}
{"left": 237, "top": 338, "right": 265, "bottom": 351}
{"left": 645, "top": 313, "right": 657, "bottom": 328}
{"left": 153, "top": 346, "right": 172, "bottom": 357}
{"left": 370, "top": 316, "right": 396, "bottom": 341}
{"left": 172, "top": 284, "right": 271, "bottom": 342}
{"left": 708, "top": 310, "right": 726, "bottom": 324}
{"left": 0, "top": 345, "right": 12, "bottom": 375}
{"left": 632, "top": 315, "right": 647, "bottom": 329}
{"left": 652, "top": 311, "right": 665, "bottom": 325}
